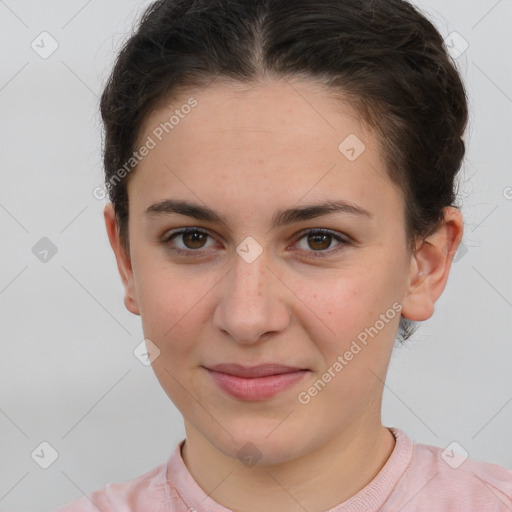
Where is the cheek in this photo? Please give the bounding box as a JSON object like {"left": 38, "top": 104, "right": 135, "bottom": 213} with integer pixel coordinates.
{"left": 301, "top": 269, "right": 391, "bottom": 334}
{"left": 295, "top": 264, "right": 402, "bottom": 372}
{"left": 133, "top": 259, "right": 212, "bottom": 355}
{"left": 135, "top": 266, "right": 209, "bottom": 408}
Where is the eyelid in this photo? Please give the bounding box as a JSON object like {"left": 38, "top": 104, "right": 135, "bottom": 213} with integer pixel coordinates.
{"left": 162, "top": 227, "right": 217, "bottom": 248}
{"left": 293, "top": 227, "right": 349, "bottom": 243}
{"left": 290, "top": 228, "right": 350, "bottom": 256}
{"left": 161, "top": 226, "right": 350, "bottom": 257}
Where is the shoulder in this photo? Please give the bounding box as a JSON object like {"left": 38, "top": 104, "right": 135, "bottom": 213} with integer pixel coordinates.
{"left": 384, "top": 431, "right": 512, "bottom": 511}
{"left": 52, "top": 461, "right": 168, "bottom": 511}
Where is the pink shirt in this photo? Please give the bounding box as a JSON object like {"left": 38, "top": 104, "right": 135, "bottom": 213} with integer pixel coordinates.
{"left": 54, "top": 428, "right": 512, "bottom": 511}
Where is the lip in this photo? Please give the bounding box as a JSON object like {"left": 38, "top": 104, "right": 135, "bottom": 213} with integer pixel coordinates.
{"left": 207, "top": 363, "right": 306, "bottom": 378}
{"left": 203, "top": 364, "right": 309, "bottom": 401}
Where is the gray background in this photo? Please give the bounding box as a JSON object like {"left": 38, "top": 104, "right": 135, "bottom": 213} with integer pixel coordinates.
{"left": 0, "top": 0, "right": 511, "bottom": 510}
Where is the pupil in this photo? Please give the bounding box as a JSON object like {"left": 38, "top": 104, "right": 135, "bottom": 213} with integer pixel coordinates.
{"left": 309, "top": 234, "right": 330, "bottom": 250}
{"left": 185, "top": 232, "right": 205, "bottom": 248}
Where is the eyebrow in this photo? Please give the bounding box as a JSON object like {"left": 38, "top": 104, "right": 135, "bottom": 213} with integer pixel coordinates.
{"left": 144, "top": 198, "right": 372, "bottom": 229}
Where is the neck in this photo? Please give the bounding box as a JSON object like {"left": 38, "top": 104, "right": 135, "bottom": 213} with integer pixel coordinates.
{"left": 181, "top": 417, "right": 396, "bottom": 512}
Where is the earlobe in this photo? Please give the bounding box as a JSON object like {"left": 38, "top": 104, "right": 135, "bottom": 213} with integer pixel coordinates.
{"left": 124, "top": 294, "right": 140, "bottom": 316}
{"left": 400, "top": 207, "right": 464, "bottom": 322}
{"left": 103, "top": 203, "right": 141, "bottom": 316}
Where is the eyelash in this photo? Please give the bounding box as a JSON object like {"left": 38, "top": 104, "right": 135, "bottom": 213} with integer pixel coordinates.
{"left": 161, "top": 227, "right": 350, "bottom": 258}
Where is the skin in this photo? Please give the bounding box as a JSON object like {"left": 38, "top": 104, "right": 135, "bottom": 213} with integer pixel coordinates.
{"left": 104, "top": 78, "right": 463, "bottom": 512}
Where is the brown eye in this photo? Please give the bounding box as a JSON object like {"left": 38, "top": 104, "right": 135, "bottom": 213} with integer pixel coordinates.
{"left": 181, "top": 231, "right": 208, "bottom": 249}
{"left": 294, "top": 229, "right": 349, "bottom": 257}
{"left": 307, "top": 232, "right": 333, "bottom": 251}
{"left": 162, "top": 228, "right": 216, "bottom": 255}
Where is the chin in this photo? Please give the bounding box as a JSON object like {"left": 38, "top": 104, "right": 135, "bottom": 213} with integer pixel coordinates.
{"left": 209, "top": 423, "right": 306, "bottom": 466}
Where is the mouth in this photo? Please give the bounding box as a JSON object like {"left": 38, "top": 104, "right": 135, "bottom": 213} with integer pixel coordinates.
{"left": 202, "top": 363, "right": 310, "bottom": 400}
{"left": 204, "top": 363, "right": 308, "bottom": 378}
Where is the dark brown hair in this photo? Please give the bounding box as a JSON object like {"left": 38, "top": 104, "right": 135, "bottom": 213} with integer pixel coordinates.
{"left": 100, "top": 0, "right": 468, "bottom": 342}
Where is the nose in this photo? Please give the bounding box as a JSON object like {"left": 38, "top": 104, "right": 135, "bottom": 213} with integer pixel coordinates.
{"left": 212, "top": 247, "right": 291, "bottom": 345}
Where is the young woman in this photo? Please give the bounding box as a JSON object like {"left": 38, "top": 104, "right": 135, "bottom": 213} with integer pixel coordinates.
{"left": 55, "top": 0, "right": 512, "bottom": 510}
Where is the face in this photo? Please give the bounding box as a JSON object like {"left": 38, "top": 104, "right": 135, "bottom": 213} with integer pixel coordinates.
{"left": 106, "top": 78, "right": 445, "bottom": 465}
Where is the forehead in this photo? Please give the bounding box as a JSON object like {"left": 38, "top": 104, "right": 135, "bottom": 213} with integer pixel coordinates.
{"left": 130, "top": 79, "right": 402, "bottom": 223}
{"left": 140, "top": 78, "right": 367, "bottom": 151}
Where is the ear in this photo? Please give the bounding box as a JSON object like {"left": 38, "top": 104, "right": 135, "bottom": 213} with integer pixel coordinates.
{"left": 401, "top": 206, "right": 464, "bottom": 322}
{"left": 104, "top": 202, "right": 140, "bottom": 316}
